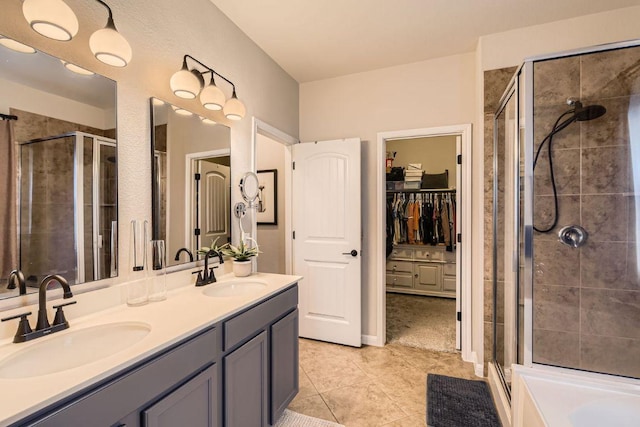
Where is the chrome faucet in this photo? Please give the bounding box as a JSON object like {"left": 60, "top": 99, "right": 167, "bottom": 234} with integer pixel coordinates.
{"left": 36, "top": 275, "right": 73, "bottom": 330}
{"left": 174, "top": 247, "right": 194, "bottom": 263}
{"left": 1, "top": 274, "right": 76, "bottom": 343}
{"left": 6, "top": 269, "right": 26, "bottom": 295}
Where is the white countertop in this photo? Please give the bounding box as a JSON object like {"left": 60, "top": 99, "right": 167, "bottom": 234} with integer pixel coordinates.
{"left": 0, "top": 272, "right": 300, "bottom": 426}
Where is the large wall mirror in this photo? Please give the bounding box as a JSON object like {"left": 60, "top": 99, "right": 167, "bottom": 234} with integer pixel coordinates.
{"left": 0, "top": 35, "right": 118, "bottom": 300}
{"left": 150, "top": 98, "right": 231, "bottom": 268}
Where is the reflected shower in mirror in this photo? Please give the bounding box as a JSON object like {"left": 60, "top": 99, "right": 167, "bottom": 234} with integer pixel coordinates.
{"left": 150, "top": 98, "right": 231, "bottom": 268}
{"left": 0, "top": 35, "right": 118, "bottom": 300}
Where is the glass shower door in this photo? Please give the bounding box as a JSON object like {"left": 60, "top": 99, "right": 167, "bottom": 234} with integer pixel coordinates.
{"left": 493, "top": 80, "right": 523, "bottom": 397}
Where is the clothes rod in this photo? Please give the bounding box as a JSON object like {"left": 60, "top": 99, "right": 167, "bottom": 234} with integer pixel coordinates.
{"left": 387, "top": 188, "right": 456, "bottom": 193}
{"left": 0, "top": 113, "right": 18, "bottom": 121}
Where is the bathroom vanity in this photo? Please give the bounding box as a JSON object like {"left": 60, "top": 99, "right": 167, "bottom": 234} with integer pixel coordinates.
{"left": 0, "top": 273, "right": 299, "bottom": 427}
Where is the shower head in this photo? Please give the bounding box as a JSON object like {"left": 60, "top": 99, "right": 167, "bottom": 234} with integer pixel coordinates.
{"left": 574, "top": 104, "right": 606, "bottom": 121}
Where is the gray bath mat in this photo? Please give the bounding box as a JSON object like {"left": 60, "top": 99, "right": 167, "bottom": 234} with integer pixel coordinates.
{"left": 427, "top": 374, "right": 501, "bottom": 427}
{"left": 275, "top": 409, "right": 344, "bottom": 427}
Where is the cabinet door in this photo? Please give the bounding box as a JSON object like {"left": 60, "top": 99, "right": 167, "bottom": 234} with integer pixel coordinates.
{"left": 224, "top": 331, "right": 268, "bottom": 427}
{"left": 270, "top": 309, "right": 299, "bottom": 425}
{"left": 414, "top": 264, "right": 442, "bottom": 292}
{"left": 143, "top": 364, "right": 218, "bottom": 427}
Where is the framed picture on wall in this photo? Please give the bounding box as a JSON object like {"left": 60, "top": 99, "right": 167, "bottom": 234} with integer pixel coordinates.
{"left": 257, "top": 169, "right": 278, "bottom": 225}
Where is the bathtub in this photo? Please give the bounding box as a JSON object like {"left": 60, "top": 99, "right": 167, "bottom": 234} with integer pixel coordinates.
{"left": 511, "top": 365, "right": 640, "bottom": 427}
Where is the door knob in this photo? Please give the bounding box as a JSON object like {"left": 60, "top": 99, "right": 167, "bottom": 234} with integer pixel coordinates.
{"left": 342, "top": 250, "right": 358, "bottom": 257}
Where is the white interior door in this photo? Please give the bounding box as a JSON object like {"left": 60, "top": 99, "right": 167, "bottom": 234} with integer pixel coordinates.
{"left": 293, "top": 138, "right": 362, "bottom": 347}
{"left": 197, "top": 161, "right": 230, "bottom": 250}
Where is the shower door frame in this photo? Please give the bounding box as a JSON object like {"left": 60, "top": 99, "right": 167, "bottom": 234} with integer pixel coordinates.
{"left": 493, "top": 73, "right": 522, "bottom": 399}
{"left": 74, "top": 131, "right": 117, "bottom": 284}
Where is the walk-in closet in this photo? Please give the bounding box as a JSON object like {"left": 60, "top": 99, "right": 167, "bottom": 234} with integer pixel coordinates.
{"left": 385, "top": 135, "right": 459, "bottom": 353}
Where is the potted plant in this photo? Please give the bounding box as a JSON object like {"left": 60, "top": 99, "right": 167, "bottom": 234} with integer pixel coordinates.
{"left": 221, "top": 238, "right": 260, "bottom": 277}
{"left": 200, "top": 237, "right": 260, "bottom": 277}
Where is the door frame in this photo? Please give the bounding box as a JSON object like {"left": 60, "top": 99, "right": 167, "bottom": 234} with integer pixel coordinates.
{"left": 376, "top": 124, "right": 472, "bottom": 362}
{"left": 251, "top": 118, "right": 297, "bottom": 274}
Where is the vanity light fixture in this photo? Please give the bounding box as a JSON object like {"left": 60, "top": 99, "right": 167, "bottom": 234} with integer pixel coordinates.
{"left": 170, "top": 54, "right": 245, "bottom": 120}
{"left": 23, "top": 0, "right": 132, "bottom": 67}
{"left": 89, "top": 0, "right": 132, "bottom": 67}
{"left": 171, "top": 105, "right": 193, "bottom": 116}
{"left": 200, "top": 116, "right": 217, "bottom": 125}
{"left": 22, "top": 0, "right": 79, "bottom": 41}
{"left": 0, "top": 37, "right": 36, "bottom": 54}
{"left": 61, "top": 60, "right": 95, "bottom": 76}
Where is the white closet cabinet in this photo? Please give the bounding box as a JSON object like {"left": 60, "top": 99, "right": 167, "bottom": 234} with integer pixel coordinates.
{"left": 386, "top": 244, "right": 455, "bottom": 298}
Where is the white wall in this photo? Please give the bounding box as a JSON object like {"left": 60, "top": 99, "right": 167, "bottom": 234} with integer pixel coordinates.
{"left": 0, "top": 0, "right": 298, "bottom": 295}
{"left": 256, "top": 134, "right": 286, "bottom": 274}
{"left": 300, "top": 52, "right": 476, "bottom": 338}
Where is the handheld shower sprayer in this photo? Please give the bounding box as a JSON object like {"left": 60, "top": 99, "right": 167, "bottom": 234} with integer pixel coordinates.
{"left": 533, "top": 98, "right": 606, "bottom": 233}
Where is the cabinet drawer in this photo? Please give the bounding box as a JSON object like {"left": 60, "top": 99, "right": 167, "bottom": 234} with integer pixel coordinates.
{"left": 386, "top": 260, "right": 413, "bottom": 273}
{"left": 224, "top": 285, "right": 297, "bottom": 351}
{"left": 443, "top": 276, "right": 456, "bottom": 292}
{"left": 386, "top": 273, "right": 413, "bottom": 288}
{"left": 414, "top": 248, "right": 443, "bottom": 261}
{"left": 389, "top": 248, "right": 413, "bottom": 260}
{"left": 442, "top": 263, "right": 456, "bottom": 277}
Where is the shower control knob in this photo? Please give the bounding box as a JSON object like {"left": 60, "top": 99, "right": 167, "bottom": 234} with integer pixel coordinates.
{"left": 558, "top": 225, "right": 588, "bottom": 248}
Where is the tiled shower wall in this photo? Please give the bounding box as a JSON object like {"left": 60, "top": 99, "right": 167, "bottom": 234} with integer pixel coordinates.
{"left": 531, "top": 47, "right": 640, "bottom": 378}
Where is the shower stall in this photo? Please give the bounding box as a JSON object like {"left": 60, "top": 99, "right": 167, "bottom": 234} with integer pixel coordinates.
{"left": 19, "top": 131, "right": 117, "bottom": 287}
{"left": 492, "top": 40, "right": 640, "bottom": 398}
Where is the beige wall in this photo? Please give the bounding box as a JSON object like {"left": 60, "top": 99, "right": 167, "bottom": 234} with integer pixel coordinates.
{"left": 0, "top": 0, "right": 298, "bottom": 293}
{"left": 256, "top": 134, "right": 286, "bottom": 274}
{"left": 300, "top": 52, "right": 476, "bottom": 340}
{"left": 386, "top": 135, "right": 457, "bottom": 188}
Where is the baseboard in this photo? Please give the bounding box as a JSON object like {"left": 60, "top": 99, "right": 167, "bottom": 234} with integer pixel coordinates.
{"left": 361, "top": 334, "right": 383, "bottom": 347}
{"left": 469, "top": 350, "right": 484, "bottom": 377}
{"left": 488, "top": 362, "right": 512, "bottom": 427}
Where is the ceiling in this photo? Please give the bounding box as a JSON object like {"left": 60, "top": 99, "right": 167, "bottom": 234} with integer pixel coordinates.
{"left": 210, "top": 0, "right": 639, "bottom": 83}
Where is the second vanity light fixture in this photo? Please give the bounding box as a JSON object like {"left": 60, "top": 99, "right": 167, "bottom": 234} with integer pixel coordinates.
{"left": 22, "top": 0, "right": 132, "bottom": 67}
{"left": 170, "top": 54, "right": 246, "bottom": 121}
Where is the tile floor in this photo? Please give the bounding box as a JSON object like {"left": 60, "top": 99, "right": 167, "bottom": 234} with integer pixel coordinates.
{"left": 288, "top": 338, "right": 478, "bottom": 427}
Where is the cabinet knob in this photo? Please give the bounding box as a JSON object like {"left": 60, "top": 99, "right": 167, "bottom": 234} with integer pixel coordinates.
{"left": 415, "top": 273, "right": 419, "bottom": 278}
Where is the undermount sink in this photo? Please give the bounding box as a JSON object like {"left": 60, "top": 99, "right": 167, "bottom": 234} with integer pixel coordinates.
{"left": 0, "top": 321, "right": 151, "bottom": 379}
{"left": 202, "top": 280, "right": 267, "bottom": 298}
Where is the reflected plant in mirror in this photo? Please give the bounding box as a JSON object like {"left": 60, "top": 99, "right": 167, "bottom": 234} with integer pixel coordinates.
{"left": 150, "top": 98, "right": 231, "bottom": 268}
{"left": 0, "top": 35, "right": 118, "bottom": 300}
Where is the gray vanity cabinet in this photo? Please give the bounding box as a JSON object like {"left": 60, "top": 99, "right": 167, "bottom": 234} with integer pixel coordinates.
{"left": 23, "top": 327, "right": 220, "bottom": 427}
{"left": 221, "top": 285, "right": 299, "bottom": 427}
{"left": 143, "top": 364, "right": 218, "bottom": 427}
{"left": 12, "top": 283, "right": 299, "bottom": 427}
{"left": 224, "top": 331, "right": 269, "bottom": 426}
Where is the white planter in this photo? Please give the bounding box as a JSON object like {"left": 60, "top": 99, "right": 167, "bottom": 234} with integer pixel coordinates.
{"left": 232, "top": 260, "right": 252, "bottom": 277}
